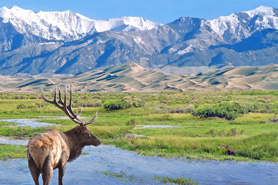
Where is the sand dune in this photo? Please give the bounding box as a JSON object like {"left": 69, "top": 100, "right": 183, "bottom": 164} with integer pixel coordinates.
{"left": 0, "top": 63, "right": 278, "bottom": 92}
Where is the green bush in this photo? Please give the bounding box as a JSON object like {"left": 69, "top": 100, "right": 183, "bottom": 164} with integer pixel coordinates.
{"left": 126, "top": 119, "right": 137, "bottom": 126}
{"left": 103, "top": 97, "right": 144, "bottom": 111}
{"left": 16, "top": 104, "right": 27, "bottom": 109}
{"left": 103, "top": 100, "right": 127, "bottom": 111}
{"left": 123, "top": 96, "right": 144, "bottom": 108}
{"left": 84, "top": 99, "right": 102, "bottom": 107}
{"left": 194, "top": 102, "right": 244, "bottom": 120}
{"left": 27, "top": 105, "right": 37, "bottom": 109}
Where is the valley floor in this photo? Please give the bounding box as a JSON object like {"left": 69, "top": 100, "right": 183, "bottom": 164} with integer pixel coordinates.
{"left": 0, "top": 91, "right": 278, "bottom": 163}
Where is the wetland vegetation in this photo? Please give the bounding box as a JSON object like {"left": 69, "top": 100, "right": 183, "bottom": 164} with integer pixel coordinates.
{"left": 0, "top": 91, "right": 278, "bottom": 162}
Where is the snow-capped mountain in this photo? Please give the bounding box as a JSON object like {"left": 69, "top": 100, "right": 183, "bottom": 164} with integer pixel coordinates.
{"left": 206, "top": 6, "right": 278, "bottom": 43}
{"left": 0, "top": 6, "right": 161, "bottom": 41}
{"left": 0, "top": 6, "right": 278, "bottom": 75}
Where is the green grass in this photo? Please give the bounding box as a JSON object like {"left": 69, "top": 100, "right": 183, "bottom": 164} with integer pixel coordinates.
{"left": 110, "top": 131, "right": 278, "bottom": 162}
{"left": 101, "top": 171, "right": 137, "bottom": 183}
{"left": 0, "top": 144, "right": 26, "bottom": 160}
{"left": 0, "top": 91, "right": 278, "bottom": 162}
{"left": 154, "top": 176, "right": 198, "bottom": 185}
{"left": 0, "top": 126, "right": 54, "bottom": 138}
{"left": 101, "top": 171, "right": 198, "bottom": 185}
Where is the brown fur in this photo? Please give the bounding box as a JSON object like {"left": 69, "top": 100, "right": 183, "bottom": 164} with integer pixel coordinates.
{"left": 27, "top": 126, "right": 101, "bottom": 185}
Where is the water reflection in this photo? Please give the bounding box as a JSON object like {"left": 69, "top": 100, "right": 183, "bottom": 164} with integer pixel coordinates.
{"left": 0, "top": 137, "right": 28, "bottom": 145}
{"left": 1, "top": 119, "right": 278, "bottom": 185}
{"left": 0, "top": 119, "right": 57, "bottom": 128}
{"left": 0, "top": 145, "right": 278, "bottom": 185}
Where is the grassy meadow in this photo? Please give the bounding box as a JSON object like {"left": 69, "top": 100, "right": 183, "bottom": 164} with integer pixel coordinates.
{"left": 0, "top": 91, "right": 278, "bottom": 162}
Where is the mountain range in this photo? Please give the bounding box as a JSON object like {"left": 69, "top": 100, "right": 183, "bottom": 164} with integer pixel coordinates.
{"left": 0, "top": 6, "right": 278, "bottom": 75}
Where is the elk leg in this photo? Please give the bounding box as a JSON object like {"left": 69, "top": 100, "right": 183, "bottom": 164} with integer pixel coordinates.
{"left": 58, "top": 164, "right": 66, "bottom": 185}
{"left": 28, "top": 157, "right": 40, "bottom": 185}
{"left": 42, "top": 156, "right": 53, "bottom": 185}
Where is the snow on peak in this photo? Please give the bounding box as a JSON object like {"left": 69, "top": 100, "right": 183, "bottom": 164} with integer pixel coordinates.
{"left": 206, "top": 6, "right": 278, "bottom": 42}
{"left": 242, "top": 6, "right": 278, "bottom": 32}
{"left": 0, "top": 6, "right": 9, "bottom": 16}
{"left": 10, "top": 5, "right": 23, "bottom": 10}
{"left": 208, "top": 13, "right": 240, "bottom": 35}
{"left": 244, "top": 6, "right": 274, "bottom": 17}
{"left": 0, "top": 6, "right": 161, "bottom": 41}
{"left": 88, "top": 16, "right": 161, "bottom": 33}
{"left": 108, "top": 16, "right": 161, "bottom": 31}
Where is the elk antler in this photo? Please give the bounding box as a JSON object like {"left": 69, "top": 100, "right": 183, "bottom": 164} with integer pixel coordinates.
{"left": 41, "top": 84, "right": 98, "bottom": 126}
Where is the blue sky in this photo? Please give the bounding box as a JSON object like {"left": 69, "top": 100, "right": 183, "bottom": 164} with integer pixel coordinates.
{"left": 1, "top": 0, "right": 278, "bottom": 23}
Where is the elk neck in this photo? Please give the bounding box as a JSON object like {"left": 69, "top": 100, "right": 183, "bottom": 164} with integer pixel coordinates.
{"left": 63, "top": 129, "right": 84, "bottom": 162}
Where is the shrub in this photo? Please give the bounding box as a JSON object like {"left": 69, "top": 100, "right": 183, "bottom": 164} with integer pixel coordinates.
{"left": 123, "top": 96, "right": 144, "bottom": 108}
{"left": 194, "top": 102, "right": 244, "bottom": 120}
{"left": 126, "top": 119, "right": 137, "bottom": 126}
{"left": 103, "top": 97, "right": 144, "bottom": 111}
{"left": 103, "top": 100, "right": 127, "bottom": 111}
{"left": 269, "top": 116, "right": 278, "bottom": 123}
{"left": 16, "top": 104, "right": 27, "bottom": 109}
{"left": 84, "top": 99, "right": 102, "bottom": 107}
{"left": 227, "top": 128, "right": 244, "bottom": 136}
{"left": 27, "top": 104, "right": 37, "bottom": 109}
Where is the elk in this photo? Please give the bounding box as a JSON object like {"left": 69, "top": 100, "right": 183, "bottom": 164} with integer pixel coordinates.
{"left": 27, "top": 84, "right": 101, "bottom": 185}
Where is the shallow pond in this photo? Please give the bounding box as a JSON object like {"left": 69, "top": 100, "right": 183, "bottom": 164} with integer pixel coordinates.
{"left": 1, "top": 119, "right": 278, "bottom": 185}
{"left": 0, "top": 119, "right": 57, "bottom": 128}
{"left": 0, "top": 137, "right": 28, "bottom": 145}
{"left": 0, "top": 145, "right": 278, "bottom": 185}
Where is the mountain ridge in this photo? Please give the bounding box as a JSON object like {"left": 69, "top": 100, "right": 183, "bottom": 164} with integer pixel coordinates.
{"left": 0, "top": 6, "right": 278, "bottom": 75}
{"left": 0, "top": 6, "right": 161, "bottom": 42}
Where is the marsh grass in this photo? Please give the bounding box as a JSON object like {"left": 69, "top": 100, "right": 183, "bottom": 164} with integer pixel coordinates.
{"left": 101, "top": 171, "right": 137, "bottom": 183}
{"left": 0, "top": 144, "right": 26, "bottom": 160}
{"left": 0, "top": 126, "right": 51, "bottom": 138}
{"left": 154, "top": 176, "right": 198, "bottom": 185}
{"left": 101, "top": 171, "right": 197, "bottom": 185}
{"left": 0, "top": 91, "right": 278, "bottom": 162}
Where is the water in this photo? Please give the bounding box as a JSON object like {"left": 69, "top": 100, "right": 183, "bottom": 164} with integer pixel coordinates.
{"left": 1, "top": 119, "right": 278, "bottom": 185}
{"left": 0, "top": 119, "right": 57, "bottom": 128}
{"left": 0, "top": 137, "right": 28, "bottom": 145}
{"left": 0, "top": 145, "right": 278, "bottom": 185}
{"left": 0, "top": 118, "right": 53, "bottom": 146}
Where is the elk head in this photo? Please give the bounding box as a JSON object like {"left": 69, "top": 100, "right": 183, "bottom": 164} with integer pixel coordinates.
{"left": 41, "top": 84, "right": 101, "bottom": 147}
{"left": 68, "top": 126, "right": 101, "bottom": 147}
